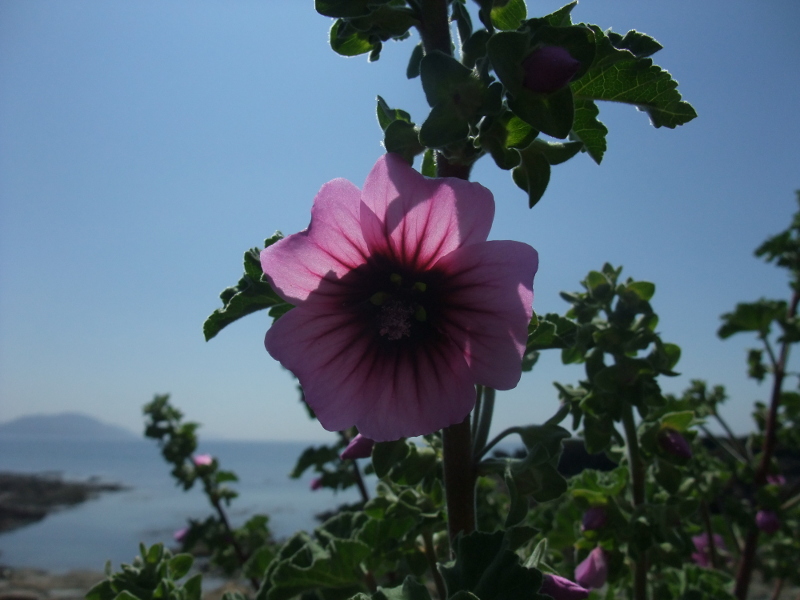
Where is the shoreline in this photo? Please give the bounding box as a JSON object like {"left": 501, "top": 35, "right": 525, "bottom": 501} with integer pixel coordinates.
{"left": 0, "top": 472, "right": 126, "bottom": 535}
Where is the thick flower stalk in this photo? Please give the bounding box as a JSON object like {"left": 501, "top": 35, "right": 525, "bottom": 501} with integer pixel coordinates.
{"left": 261, "top": 154, "right": 537, "bottom": 441}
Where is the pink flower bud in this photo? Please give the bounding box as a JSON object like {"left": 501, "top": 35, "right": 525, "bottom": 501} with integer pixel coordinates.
{"left": 658, "top": 429, "right": 692, "bottom": 460}
{"left": 540, "top": 574, "right": 589, "bottom": 599}
{"left": 756, "top": 510, "right": 780, "bottom": 534}
{"left": 192, "top": 454, "right": 213, "bottom": 467}
{"left": 767, "top": 474, "right": 786, "bottom": 486}
{"left": 582, "top": 506, "right": 608, "bottom": 531}
{"left": 691, "top": 533, "right": 725, "bottom": 567}
{"left": 522, "top": 46, "right": 580, "bottom": 94}
{"left": 173, "top": 527, "right": 188, "bottom": 542}
{"left": 310, "top": 477, "right": 323, "bottom": 491}
{"left": 575, "top": 547, "right": 608, "bottom": 589}
{"left": 340, "top": 434, "right": 375, "bottom": 460}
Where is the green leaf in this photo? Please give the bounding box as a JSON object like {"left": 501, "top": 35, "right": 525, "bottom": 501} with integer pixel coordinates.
{"left": 529, "top": 138, "right": 583, "bottom": 165}
{"left": 420, "top": 51, "right": 475, "bottom": 107}
{"left": 329, "top": 20, "right": 375, "bottom": 57}
{"left": 376, "top": 96, "right": 412, "bottom": 131}
{"left": 718, "top": 300, "right": 786, "bottom": 339}
{"left": 168, "top": 554, "right": 194, "bottom": 580}
{"left": 291, "top": 444, "right": 341, "bottom": 478}
{"left": 316, "top": 0, "right": 371, "bottom": 18}
{"left": 479, "top": 424, "right": 569, "bottom": 524}
{"left": 182, "top": 574, "right": 202, "bottom": 600}
{"left": 262, "top": 532, "right": 371, "bottom": 600}
{"left": 512, "top": 146, "right": 551, "bottom": 208}
{"left": 419, "top": 102, "right": 470, "bottom": 148}
{"left": 571, "top": 99, "right": 607, "bottom": 164}
{"left": 462, "top": 29, "right": 491, "bottom": 69}
{"left": 440, "top": 530, "right": 547, "bottom": 600}
{"left": 608, "top": 29, "right": 663, "bottom": 58}
{"left": 660, "top": 411, "right": 694, "bottom": 432}
{"left": 375, "top": 577, "right": 433, "bottom": 600}
{"left": 384, "top": 120, "right": 424, "bottom": 164}
{"left": 626, "top": 281, "right": 656, "bottom": 301}
{"left": 491, "top": 0, "right": 527, "bottom": 31}
{"left": 508, "top": 85, "right": 575, "bottom": 139}
{"left": 452, "top": 2, "right": 473, "bottom": 43}
{"left": 540, "top": 2, "right": 577, "bottom": 27}
{"left": 421, "top": 149, "right": 436, "bottom": 177}
{"left": 406, "top": 43, "right": 423, "bottom": 79}
{"left": 203, "top": 233, "right": 290, "bottom": 341}
{"left": 572, "top": 26, "right": 697, "bottom": 129}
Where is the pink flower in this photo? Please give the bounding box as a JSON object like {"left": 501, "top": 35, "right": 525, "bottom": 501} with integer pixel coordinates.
{"left": 767, "top": 474, "right": 786, "bottom": 486}
{"left": 756, "top": 510, "right": 780, "bottom": 534}
{"left": 523, "top": 46, "right": 580, "bottom": 94}
{"left": 691, "top": 533, "right": 725, "bottom": 567}
{"left": 574, "top": 547, "right": 607, "bottom": 589}
{"left": 340, "top": 434, "right": 375, "bottom": 460}
{"left": 173, "top": 527, "right": 188, "bottom": 542}
{"left": 261, "top": 154, "right": 537, "bottom": 441}
{"left": 540, "top": 574, "right": 589, "bottom": 599}
{"left": 310, "top": 477, "right": 323, "bottom": 491}
{"left": 192, "top": 454, "right": 213, "bottom": 467}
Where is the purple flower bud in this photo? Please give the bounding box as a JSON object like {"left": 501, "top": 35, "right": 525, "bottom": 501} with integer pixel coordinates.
{"left": 767, "top": 474, "right": 786, "bottom": 486}
{"left": 192, "top": 453, "right": 213, "bottom": 467}
{"left": 756, "top": 510, "right": 781, "bottom": 534}
{"left": 691, "top": 533, "right": 725, "bottom": 567}
{"left": 582, "top": 506, "right": 608, "bottom": 531}
{"left": 340, "top": 434, "right": 375, "bottom": 460}
{"left": 575, "top": 547, "right": 608, "bottom": 590}
{"left": 173, "top": 527, "right": 188, "bottom": 542}
{"left": 523, "top": 46, "right": 581, "bottom": 94}
{"left": 540, "top": 574, "right": 589, "bottom": 600}
{"left": 658, "top": 429, "right": 693, "bottom": 460}
{"left": 310, "top": 477, "right": 323, "bottom": 491}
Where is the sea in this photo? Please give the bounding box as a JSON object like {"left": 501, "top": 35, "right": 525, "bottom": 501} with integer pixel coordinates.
{"left": 0, "top": 438, "right": 366, "bottom": 573}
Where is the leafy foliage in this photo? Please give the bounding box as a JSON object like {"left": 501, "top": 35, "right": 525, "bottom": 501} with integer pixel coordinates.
{"left": 203, "top": 233, "right": 291, "bottom": 341}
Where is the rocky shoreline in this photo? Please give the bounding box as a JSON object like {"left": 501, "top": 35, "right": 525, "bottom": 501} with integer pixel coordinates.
{"left": 0, "top": 472, "right": 126, "bottom": 534}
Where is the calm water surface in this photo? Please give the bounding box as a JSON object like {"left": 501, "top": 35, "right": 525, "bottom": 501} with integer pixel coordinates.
{"left": 0, "top": 439, "right": 362, "bottom": 572}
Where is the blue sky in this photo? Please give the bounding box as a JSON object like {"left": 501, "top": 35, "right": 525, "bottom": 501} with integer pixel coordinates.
{"left": 1, "top": 1, "right": 798, "bottom": 441}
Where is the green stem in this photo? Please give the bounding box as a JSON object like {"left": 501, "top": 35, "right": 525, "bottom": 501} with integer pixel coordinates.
{"left": 621, "top": 405, "right": 647, "bottom": 600}
{"left": 442, "top": 416, "right": 477, "bottom": 548}
{"left": 471, "top": 385, "right": 484, "bottom": 442}
{"left": 472, "top": 387, "right": 496, "bottom": 460}
{"left": 734, "top": 289, "right": 800, "bottom": 600}
{"left": 423, "top": 529, "right": 448, "bottom": 600}
{"left": 478, "top": 426, "right": 522, "bottom": 460}
{"left": 700, "top": 501, "right": 719, "bottom": 570}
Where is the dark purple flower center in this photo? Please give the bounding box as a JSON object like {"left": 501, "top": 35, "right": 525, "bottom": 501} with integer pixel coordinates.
{"left": 378, "top": 300, "right": 415, "bottom": 340}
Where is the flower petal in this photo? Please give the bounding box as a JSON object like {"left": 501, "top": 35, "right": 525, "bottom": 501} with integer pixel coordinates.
{"left": 435, "top": 240, "right": 537, "bottom": 390}
{"left": 261, "top": 178, "right": 369, "bottom": 304}
{"left": 265, "top": 304, "right": 476, "bottom": 442}
{"left": 360, "top": 154, "right": 494, "bottom": 271}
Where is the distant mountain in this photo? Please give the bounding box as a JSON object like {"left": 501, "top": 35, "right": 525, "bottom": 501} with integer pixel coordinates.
{"left": 0, "top": 412, "right": 139, "bottom": 441}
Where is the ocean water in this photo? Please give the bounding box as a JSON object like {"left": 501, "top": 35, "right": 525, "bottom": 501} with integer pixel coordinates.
{"left": 0, "top": 439, "right": 364, "bottom": 573}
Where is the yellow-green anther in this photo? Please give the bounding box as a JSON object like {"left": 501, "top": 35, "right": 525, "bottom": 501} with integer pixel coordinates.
{"left": 414, "top": 306, "right": 427, "bottom": 322}
{"left": 412, "top": 281, "right": 427, "bottom": 292}
{"left": 390, "top": 273, "right": 403, "bottom": 286}
{"left": 370, "top": 292, "right": 390, "bottom": 306}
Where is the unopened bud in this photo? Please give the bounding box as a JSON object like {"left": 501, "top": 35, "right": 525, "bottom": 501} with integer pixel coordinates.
{"left": 756, "top": 510, "right": 780, "bottom": 534}
{"left": 192, "top": 454, "right": 213, "bottom": 467}
{"left": 340, "top": 434, "right": 375, "bottom": 460}
{"left": 523, "top": 46, "right": 580, "bottom": 94}
{"left": 658, "top": 429, "right": 692, "bottom": 460}
{"left": 540, "top": 574, "right": 589, "bottom": 599}
{"left": 582, "top": 506, "right": 608, "bottom": 531}
{"left": 575, "top": 547, "right": 608, "bottom": 590}
{"left": 310, "top": 477, "right": 323, "bottom": 491}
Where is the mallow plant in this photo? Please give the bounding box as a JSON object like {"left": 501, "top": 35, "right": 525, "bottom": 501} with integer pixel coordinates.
{"left": 87, "top": 2, "right": 798, "bottom": 600}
